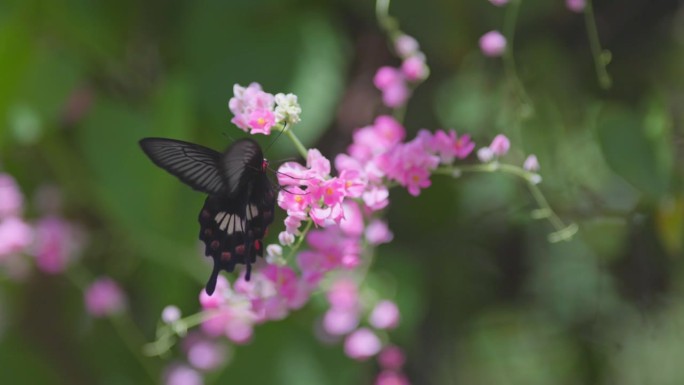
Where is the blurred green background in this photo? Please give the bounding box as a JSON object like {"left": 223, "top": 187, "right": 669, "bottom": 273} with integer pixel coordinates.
{"left": 1, "top": 0, "right": 684, "bottom": 384}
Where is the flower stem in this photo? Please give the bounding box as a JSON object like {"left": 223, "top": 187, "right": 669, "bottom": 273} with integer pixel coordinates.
{"left": 584, "top": 0, "right": 612, "bottom": 89}
{"left": 437, "top": 162, "right": 577, "bottom": 242}
{"left": 66, "top": 267, "right": 159, "bottom": 382}
{"left": 285, "top": 219, "right": 314, "bottom": 262}
{"left": 144, "top": 309, "right": 219, "bottom": 356}
{"left": 111, "top": 315, "right": 161, "bottom": 383}
{"left": 502, "top": 0, "right": 534, "bottom": 117}
{"left": 284, "top": 128, "right": 308, "bottom": 159}
{"left": 376, "top": 0, "right": 399, "bottom": 39}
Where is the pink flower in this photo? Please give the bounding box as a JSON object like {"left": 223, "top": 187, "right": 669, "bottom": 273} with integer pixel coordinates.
{"left": 453, "top": 134, "right": 476, "bottom": 159}
{"left": 33, "top": 216, "right": 82, "bottom": 274}
{"left": 0, "top": 173, "right": 23, "bottom": 218}
{"left": 199, "top": 275, "right": 230, "bottom": 309}
{"left": 84, "top": 277, "right": 126, "bottom": 317}
{"left": 183, "top": 334, "right": 228, "bottom": 371}
{"left": 261, "top": 264, "right": 310, "bottom": 310}
{"left": 164, "top": 364, "right": 204, "bottom": 385}
{"left": 378, "top": 345, "right": 406, "bottom": 370}
{"left": 339, "top": 201, "right": 364, "bottom": 237}
{"left": 431, "top": 130, "right": 475, "bottom": 163}
{"left": 369, "top": 300, "right": 400, "bottom": 329}
{"left": 489, "top": 134, "right": 510, "bottom": 156}
{"left": 307, "top": 148, "right": 332, "bottom": 177}
{"left": 362, "top": 186, "right": 390, "bottom": 211}
{"left": 375, "top": 371, "right": 410, "bottom": 385}
{"left": 405, "top": 166, "right": 431, "bottom": 196}
{"left": 311, "top": 178, "right": 345, "bottom": 207}
{"left": 344, "top": 328, "right": 382, "bottom": 360}
{"left": 339, "top": 169, "right": 367, "bottom": 198}
{"left": 278, "top": 149, "right": 347, "bottom": 234}
{"left": 374, "top": 67, "right": 403, "bottom": 90}
{"left": 327, "top": 278, "right": 359, "bottom": 309}
{"left": 479, "top": 30, "right": 506, "bottom": 57}
{"left": 395, "top": 35, "right": 419, "bottom": 57}
{"left": 348, "top": 116, "right": 406, "bottom": 161}
{"left": 378, "top": 135, "right": 439, "bottom": 197}
{"left": 0, "top": 217, "right": 32, "bottom": 258}
{"left": 523, "top": 154, "right": 539, "bottom": 171}
{"left": 373, "top": 67, "right": 410, "bottom": 108}
{"left": 225, "top": 317, "right": 254, "bottom": 344}
{"left": 401, "top": 56, "right": 427, "bottom": 82}
{"left": 247, "top": 109, "right": 276, "bottom": 135}
{"left": 566, "top": 0, "right": 585, "bottom": 12}
{"left": 228, "top": 83, "right": 276, "bottom": 135}
{"left": 381, "top": 80, "right": 410, "bottom": 108}
{"left": 276, "top": 161, "right": 310, "bottom": 186}
{"left": 489, "top": 0, "right": 509, "bottom": 6}
{"left": 365, "top": 219, "right": 393, "bottom": 245}
{"left": 323, "top": 308, "right": 360, "bottom": 336}
{"left": 296, "top": 227, "right": 362, "bottom": 286}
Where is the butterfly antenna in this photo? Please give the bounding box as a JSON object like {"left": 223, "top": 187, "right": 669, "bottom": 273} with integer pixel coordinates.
{"left": 221, "top": 131, "right": 238, "bottom": 142}
{"left": 264, "top": 123, "right": 287, "bottom": 154}
{"left": 269, "top": 168, "right": 314, "bottom": 182}
{"left": 278, "top": 185, "right": 310, "bottom": 196}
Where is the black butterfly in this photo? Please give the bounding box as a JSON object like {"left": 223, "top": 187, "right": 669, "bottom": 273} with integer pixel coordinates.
{"left": 139, "top": 137, "right": 276, "bottom": 295}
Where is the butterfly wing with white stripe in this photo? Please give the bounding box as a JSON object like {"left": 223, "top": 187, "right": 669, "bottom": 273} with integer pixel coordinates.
{"left": 139, "top": 138, "right": 226, "bottom": 194}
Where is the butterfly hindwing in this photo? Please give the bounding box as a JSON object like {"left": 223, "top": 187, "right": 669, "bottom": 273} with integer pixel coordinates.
{"left": 139, "top": 138, "right": 226, "bottom": 194}
{"left": 199, "top": 173, "right": 276, "bottom": 294}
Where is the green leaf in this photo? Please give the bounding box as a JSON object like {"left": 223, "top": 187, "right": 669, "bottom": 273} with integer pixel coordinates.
{"left": 596, "top": 105, "right": 672, "bottom": 199}
{"left": 78, "top": 98, "right": 206, "bottom": 281}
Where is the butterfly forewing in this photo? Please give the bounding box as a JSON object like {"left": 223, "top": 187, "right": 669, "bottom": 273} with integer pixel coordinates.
{"left": 219, "top": 138, "right": 264, "bottom": 198}
{"left": 139, "top": 138, "right": 226, "bottom": 194}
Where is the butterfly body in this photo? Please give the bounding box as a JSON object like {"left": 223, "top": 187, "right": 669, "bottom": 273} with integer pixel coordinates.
{"left": 139, "top": 137, "right": 275, "bottom": 295}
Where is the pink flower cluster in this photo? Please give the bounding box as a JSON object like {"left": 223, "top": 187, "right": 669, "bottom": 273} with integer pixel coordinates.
{"left": 84, "top": 277, "right": 127, "bottom": 317}
{"left": 163, "top": 330, "right": 229, "bottom": 384}
{"left": 228, "top": 83, "right": 301, "bottom": 135}
{"left": 339, "top": 116, "right": 475, "bottom": 198}
{"left": 0, "top": 174, "right": 33, "bottom": 276}
{"left": 199, "top": 267, "right": 309, "bottom": 344}
{"left": 0, "top": 175, "right": 84, "bottom": 278}
{"left": 320, "top": 277, "right": 401, "bottom": 362}
{"left": 373, "top": 34, "right": 429, "bottom": 108}
{"left": 277, "top": 115, "right": 475, "bottom": 247}
{"left": 375, "top": 345, "right": 410, "bottom": 385}
{"left": 475, "top": 135, "right": 540, "bottom": 178}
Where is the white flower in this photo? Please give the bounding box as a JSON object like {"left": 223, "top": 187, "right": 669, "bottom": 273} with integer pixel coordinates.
{"left": 477, "top": 147, "right": 494, "bottom": 163}
{"left": 278, "top": 231, "right": 295, "bottom": 246}
{"left": 265, "top": 244, "right": 285, "bottom": 265}
{"left": 274, "top": 93, "right": 302, "bottom": 125}
{"left": 523, "top": 154, "right": 540, "bottom": 172}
